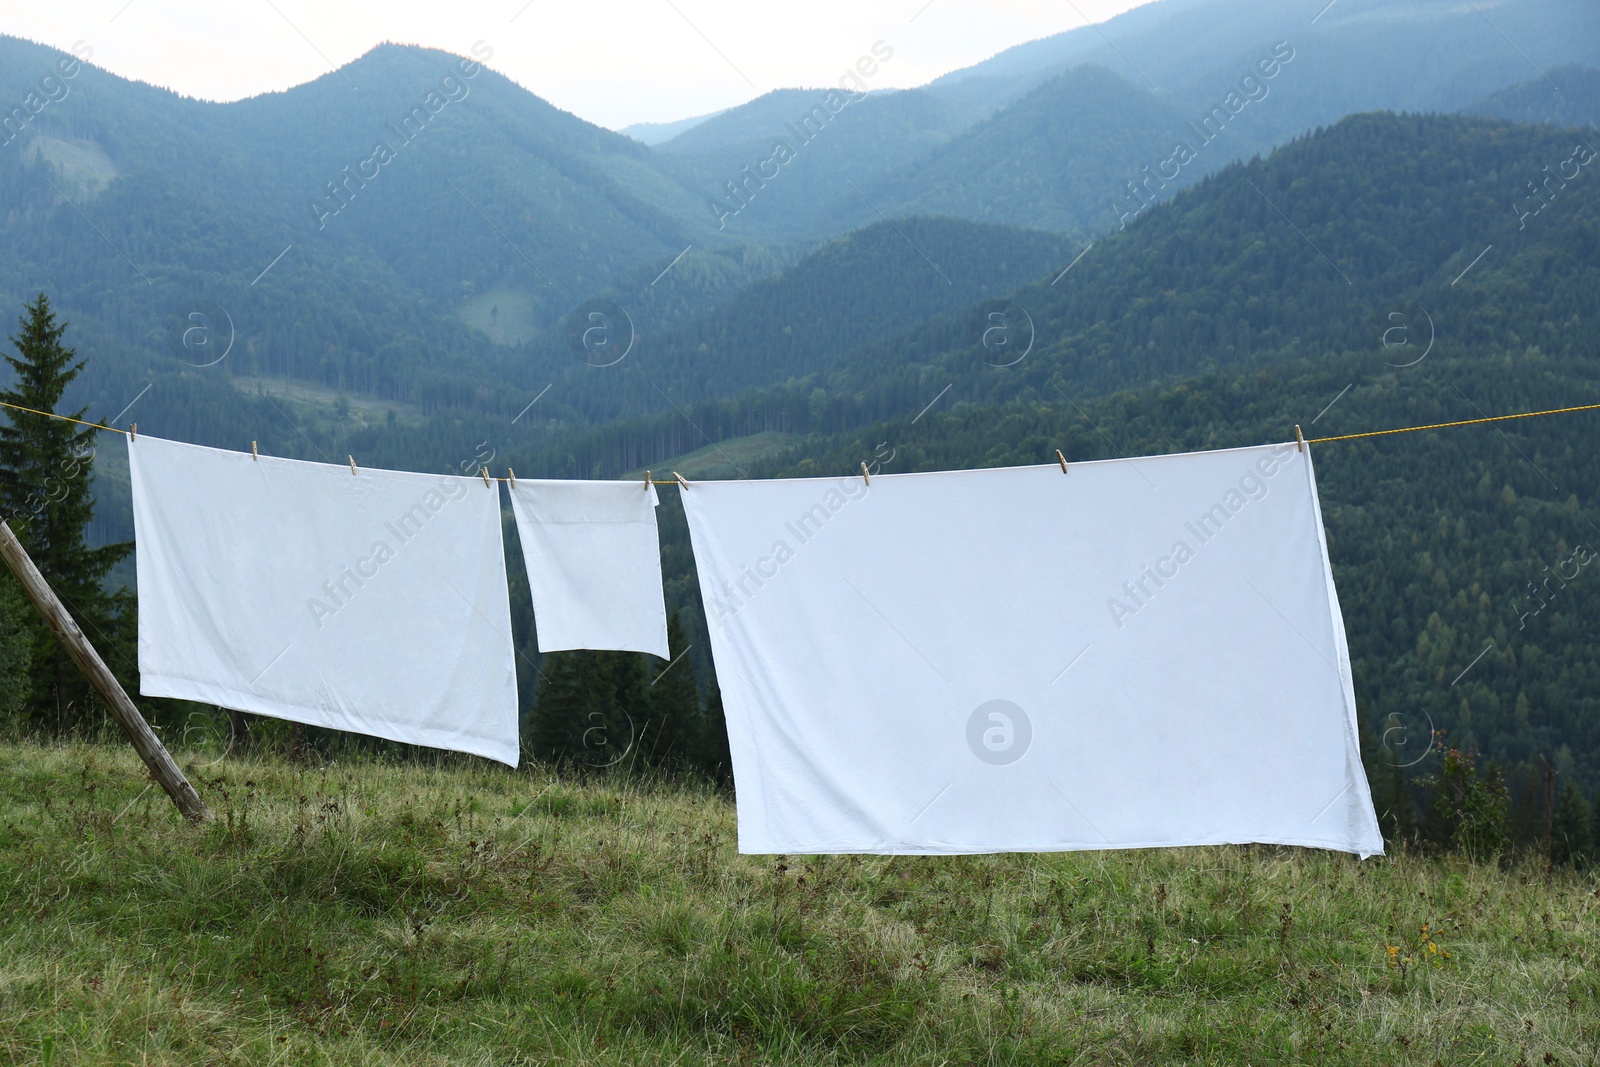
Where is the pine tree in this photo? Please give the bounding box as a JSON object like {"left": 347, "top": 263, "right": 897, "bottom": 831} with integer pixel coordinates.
{"left": 642, "top": 611, "right": 701, "bottom": 770}
{"left": 1551, "top": 781, "right": 1593, "bottom": 868}
{"left": 1383, "top": 761, "right": 1418, "bottom": 846}
{"left": 0, "top": 294, "right": 131, "bottom": 733}
{"left": 596, "top": 651, "right": 649, "bottom": 771}
{"left": 698, "top": 678, "right": 733, "bottom": 784}
{"left": 529, "top": 650, "right": 649, "bottom": 770}
{"left": 0, "top": 572, "right": 33, "bottom": 721}
{"left": 528, "top": 651, "right": 591, "bottom": 764}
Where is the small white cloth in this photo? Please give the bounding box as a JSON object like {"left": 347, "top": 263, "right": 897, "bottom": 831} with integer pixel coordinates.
{"left": 129, "top": 435, "right": 520, "bottom": 765}
{"left": 508, "top": 479, "right": 669, "bottom": 658}
{"left": 681, "top": 443, "right": 1383, "bottom": 856}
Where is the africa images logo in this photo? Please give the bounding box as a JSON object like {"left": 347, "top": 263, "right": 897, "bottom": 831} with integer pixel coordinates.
{"left": 966, "top": 700, "right": 1032, "bottom": 766}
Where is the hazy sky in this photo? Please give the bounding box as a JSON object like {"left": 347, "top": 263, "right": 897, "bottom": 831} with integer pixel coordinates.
{"left": 2, "top": 0, "right": 1153, "bottom": 129}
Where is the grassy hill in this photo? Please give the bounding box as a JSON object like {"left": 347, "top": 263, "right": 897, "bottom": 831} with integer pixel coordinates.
{"left": 0, "top": 741, "right": 1595, "bottom": 1065}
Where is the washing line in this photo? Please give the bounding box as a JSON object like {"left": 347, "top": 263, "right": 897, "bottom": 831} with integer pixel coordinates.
{"left": 2, "top": 398, "right": 1597, "bottom": 479}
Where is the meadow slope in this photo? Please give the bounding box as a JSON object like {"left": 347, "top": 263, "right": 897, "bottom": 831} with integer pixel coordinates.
{"left": 0, "top": 742, "right": 1596, "bottom": 1065}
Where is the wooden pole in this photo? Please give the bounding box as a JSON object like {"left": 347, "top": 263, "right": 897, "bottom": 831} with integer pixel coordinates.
{"left": 0, "top": 520, "right": 207, "bottom": 822}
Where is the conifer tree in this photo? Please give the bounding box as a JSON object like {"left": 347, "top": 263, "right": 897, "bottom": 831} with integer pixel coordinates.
{"left": 528, "top": 650, "right": 592, "bottom": 763}
{"left": 597, "top": 650, "right": 649, "bottom": 770}
{"left": 642, "top": 611, "right": 701, "bottom": 770}
{"left": 0, "top": 294, "right": 131, "bottom": 733}
{"left": 0, "top": 573, "right": 33, "bottom": 721}
{"left": 1552, "top": 781, "right": 1593, "bottom": 868}
{"left": 699, "top": 678, "right": 733, "bottom": 784}
{"left": 529, "top": 650, "right": 648, "bottom": 770}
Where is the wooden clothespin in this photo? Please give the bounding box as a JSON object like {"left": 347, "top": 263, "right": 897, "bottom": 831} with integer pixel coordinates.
{"left": 129, "top": 423, "right": 137, "bottom": 440}
{"left": 508, "top": 467, "right": 517, "bottom": 489}
{"left": 1055, "top": 449, "right": 1068, "bottom": 474}
{"left": 645, "top": 470, "right": 652, "bottom": 490}
{"left": 672, "top": 471, "right": 689, "bottom": 490}
{"left": 861, "top": 461, "right": 870, "bottom": 486}
{"left": 250, "top": 440, "right": 258, "bottom": 461}
{"left": 1295, "top": 425, "right": 1305, "bottom": 453}
{"left": 348, "top": 455, "right": 357, "bottom": 475}
{"left": 481, "top": 466, "right": 492, "bottom": 487}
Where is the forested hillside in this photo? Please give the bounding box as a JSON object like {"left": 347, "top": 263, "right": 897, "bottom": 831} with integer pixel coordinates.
{"left": 4, "top": 0, "right": 1595, "bottom": 459}
{"left": 519, "top": 217, "right": 1074, "bottom": 427}
{"left": 490, "top": 113, "right": 1600, "bottom": 477}
{"left": 493, "top": 112, "right": 1600, "bottom": 808}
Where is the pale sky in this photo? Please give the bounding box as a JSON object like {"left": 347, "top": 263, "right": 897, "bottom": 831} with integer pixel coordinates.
{"left": 0, "top": 0, "right": 1153, "bottom": 129}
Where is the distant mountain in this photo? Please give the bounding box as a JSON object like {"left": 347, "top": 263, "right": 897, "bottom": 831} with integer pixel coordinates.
{"left": 924, "top": 0, "right": 1211, "bottom": 110}
{"left": 928, "top": 0, "right": 1599, "bottom": 116}
{"left": 640, "top": 0, "right": 1599, "bottom": 242}
{"left": 656, "top": 87, "right": 986, "bottom": 239}
{"left": 507, "top": 111, "right": 1599, "bottom": 481}
{"left": 619, "top": 108, "right": 726, "bottom": 145}
{"left": 859, "top": 65, "right": 1225, "bottom": 235}
{"left": 812, "top": 112, "right": 1600, "bottom": 425}
{"left": 1463, "top": 65, "right": 1600, "bottom": 127}
{"left": 0, "top": 0, "right": 1595, "bottom": 492}
{"left": 510, "top": 216, "right": 1074, "bottom": 429}
{"left": 3, "top": 0, "right": 1595, "bottom": 443}
{"left": 0, "top": 36, "right": 744, "bottom": 435}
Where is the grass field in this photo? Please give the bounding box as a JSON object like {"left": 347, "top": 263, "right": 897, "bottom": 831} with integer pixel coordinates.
{"left": 0, "top": 741, "right": 1596, "bottom": 1066}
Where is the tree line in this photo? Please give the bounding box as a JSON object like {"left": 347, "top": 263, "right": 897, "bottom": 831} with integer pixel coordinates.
{"left": 0, "top": 293, "right": 737, "bottom": 784}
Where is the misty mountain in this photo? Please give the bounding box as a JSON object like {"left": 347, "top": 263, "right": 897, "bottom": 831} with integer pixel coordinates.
{"left": 1464, "top": 65, "right": 1600, "bottom": 127}
{"left": 491, "top": 111, "right": 1599, "bottom": 485}
{"left": 620, "top": 108, "right": 726, "bottom": 146}
{"left": 648, "top": 0, "right": 1597, "bottom": 241}
{"left": 856, "top": 64, "right": 1233, "bottom": 235}
{"left": 927, "top": 0, "right": 1598, "bottom": 115}
{"left": 656, "top": 85, "right": 986, "bottom": 240}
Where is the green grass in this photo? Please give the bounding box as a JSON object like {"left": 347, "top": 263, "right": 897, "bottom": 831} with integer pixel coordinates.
{"left": 0, "top": 741, "right": 1596, "bottom": 1065}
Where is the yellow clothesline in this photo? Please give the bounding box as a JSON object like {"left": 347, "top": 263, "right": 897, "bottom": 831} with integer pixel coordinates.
{"left": 0, "top": 400, "right": 127, "bottom": 435}
{"left": 1305, "top": 401, "right": 1600, "bottom": 444}
{"left": 4, "top": 397, "right": 1598, "bottom": 478}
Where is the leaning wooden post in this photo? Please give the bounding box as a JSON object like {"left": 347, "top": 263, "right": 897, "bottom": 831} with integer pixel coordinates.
{"left": 0, "top": 520, "right": 207, "bottom": 822}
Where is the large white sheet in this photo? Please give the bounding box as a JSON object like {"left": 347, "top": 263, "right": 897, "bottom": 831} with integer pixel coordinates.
{"left": 681, "top": 443, "right": 1383, "bottom": 856}
{"left": 507, "top": 479, "right": 669, "bottom": 658}
{"left": 130, "top": 435, "right": 520, "bottom": 766}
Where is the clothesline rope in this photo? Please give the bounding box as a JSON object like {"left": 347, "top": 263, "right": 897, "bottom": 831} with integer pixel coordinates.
{"left": 1304, "top": 401, "right": 1600, "bottom": 444}
{"left": 4, "top": 397, "right": 1598, "bottom": 473}
{"left": 0, "top": 399, "right": 127, "bottom": 435}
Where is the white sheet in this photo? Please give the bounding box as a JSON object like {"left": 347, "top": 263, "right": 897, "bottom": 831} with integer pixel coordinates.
{"left": 130, "top": 435, "right": 520, "bottom": 766}
{"left": 508, "top": 479, "right": 669, "bottom": 658}
{"left": 681, "top": 443, "right": 1383, "bottom": 856}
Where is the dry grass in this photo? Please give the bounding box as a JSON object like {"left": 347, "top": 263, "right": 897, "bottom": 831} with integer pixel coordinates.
{"left": 0, "top": 740, "right": 1596, "bottom": 1065}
